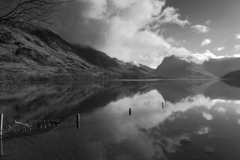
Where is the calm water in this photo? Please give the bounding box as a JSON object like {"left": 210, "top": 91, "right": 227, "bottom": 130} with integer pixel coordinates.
{"left": 0, "top": 80, "right": 240, "bottom": 160}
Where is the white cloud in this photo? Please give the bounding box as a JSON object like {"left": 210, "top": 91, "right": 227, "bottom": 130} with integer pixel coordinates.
{"left": 215, "top": 47, "right": 225, "bottom": 51}
{"left": 201, "top": 39, "right": 211, "bottom": 46}
{"left": 98, "top": 0, "right": 192, "bottom": 68}
{"left": 236, "top": 33, "right": 240, "bottom": 39}
{"left": 59, "top": 0, "right": 237, "bottom": 68}
{"left": 190, "top": 50, "right": 230, "bottom": 62}
{"left": 233, "top": 54, "right": 240, "bottom": 57}
{"left": 216, "top": 107, "right": 226, "bottom": 113}
{"left": 236, "top": 109, "right": 240, "bottom": 114}
{"left": 59, "top": 0, "right": 193, "bottom": 68}
{"left": 159, "top": 7, "right": 190, "bottom": 27}
{"left": 235, "top": 45, "right": 240, "bottom": 50}
{"left": 166, "top": 37, "right": 186, "bottom": 46}
{"left": 191, "top": 25, "right": 210, "bottom": 33}
{"left": 206, "top": 20, "right": 211, "bottom": 25}
{"left": 202, "top": 50, "right": 225, "bottom": 59}
{"left": 202, "top": 112, "right": 213, "bottom": 120}
{"left": 195, "top": 127, "right": 211, "bottom": 135}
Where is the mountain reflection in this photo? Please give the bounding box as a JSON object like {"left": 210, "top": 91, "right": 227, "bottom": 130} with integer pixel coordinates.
{"left": 1, "top": 80, "right": 240, "bottom": 159}
{"left": 84, "top": 81, "right": 240, "bottom": 159}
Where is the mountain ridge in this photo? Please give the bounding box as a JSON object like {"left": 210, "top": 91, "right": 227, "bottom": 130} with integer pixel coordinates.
{"left": 153, "top": 55, "right": 240, "bottom": 79}
{"left": 152, "top": 55, "right": 217, "bottom": 79}
{"left": 0, "top": 23, "right": 155, "bottom": 82}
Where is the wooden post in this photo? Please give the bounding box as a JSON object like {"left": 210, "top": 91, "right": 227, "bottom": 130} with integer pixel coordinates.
{"left": 129, "top": 108, "right": 131, "bottom": 115}
{"left": 0, "top": 114, "right": 3, "bottom": 136}
{"left": 0, "top": 135, "right": 3, "bottom": 157}
{"left": 76, "top": 114, "right": 80, "bottom": 129}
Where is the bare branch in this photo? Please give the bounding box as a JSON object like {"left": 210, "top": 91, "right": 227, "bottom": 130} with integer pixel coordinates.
{"left": 0, "top": 0, "right": 69, "bottom": 29}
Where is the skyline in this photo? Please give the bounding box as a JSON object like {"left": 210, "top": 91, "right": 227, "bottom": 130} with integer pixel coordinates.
{"left": 57, "top": 0, "right": 240, "bottom": 68}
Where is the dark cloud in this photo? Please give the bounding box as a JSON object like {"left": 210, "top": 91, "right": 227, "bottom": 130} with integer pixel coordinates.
{"left": 56, "top": 0, "right": 109, "bottom": 47}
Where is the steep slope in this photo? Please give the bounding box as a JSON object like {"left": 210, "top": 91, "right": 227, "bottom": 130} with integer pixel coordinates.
{"left": 152, "top": 56, "right": 217, "bottom": 79}
{"left": 221, "top": 69, "right": 240, "bottom": 79}
{"left": 138, "top": 64, "right": 155, "bottom": 73}
{"left": 203, "top": 58, "right": 240, "bottom": 77}
{"left": 0, "top": 24, "right": 154, "bottom": 81}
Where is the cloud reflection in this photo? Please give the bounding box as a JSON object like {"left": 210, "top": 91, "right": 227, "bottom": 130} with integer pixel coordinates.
{"left": 202, "top": 112, "right": 213, "bottom": 120}
{"left": 194, "top": 127, "right": 211, "bottom": 135}
{"left": 89, "top": 88, "right": 240, "bottom": 159}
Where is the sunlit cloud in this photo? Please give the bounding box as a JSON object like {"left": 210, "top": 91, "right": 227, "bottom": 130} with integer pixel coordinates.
{"left": 201, "top": 50, "right": 226, "bottom": 59}
{"left": 215, "top": 47, "right": 225, "bottom": 51}
{"left": 216, "top": 107, "right": 227, "bottom": 113}
{"left": 159, "top": 7, "right": 190, "bottom": 27}
{"left": 191, "top": 25, "right": 210, "bottom": 33}
{"left": 195, "top": 126, "right": 211, "bottom": 135}
{"left": 201, "top": 39, "right": 211, "bottom": 46}
{"left": 166, "top": 37, "right": 186, "bottom": 46}
{"left": 233, "top": 54, "right": 240, "bottom": 57}
{"left": 236, "top": 33, "right": 240, "bottom": 39}
{"left": 235, "top": 45, "right": 240, "bottom": 50}
{"left": 58, "top": 0, "right": 212, "bottom": 68}
{"left": 57, "top": 0, "right": 240, "bottom": 67}
{"left": 202, "top": 112, "right": 213, "bottom": 120}
{"left": 236, "top": 109, "right": 240, "bottom": 114}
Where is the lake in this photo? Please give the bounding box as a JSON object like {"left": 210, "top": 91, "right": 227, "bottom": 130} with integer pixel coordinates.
{"left": 0, "top": 80, "right": 240, "bottom": 160}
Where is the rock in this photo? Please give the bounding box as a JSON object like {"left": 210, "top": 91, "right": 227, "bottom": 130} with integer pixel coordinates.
{"left": 203, "top": 146, "right": 215, "bottom": 154}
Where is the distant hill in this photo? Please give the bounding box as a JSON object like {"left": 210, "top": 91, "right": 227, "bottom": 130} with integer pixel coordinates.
{"left": 203, "top": 58, "right": 240, "bottom": 77}
{"left": 221, "top": 69, "right": 240, "bottom": 80}
{"left": 0, "top": 23, "right": 155, "bottom": 82}
{"left": 152, "top": 55, "right": 240, "bottom": 79}
{"left": 138, "top": 64, "right": 155, "bottom": 73}
{"left": 152, "top": 56, "right": 217, "bottom": 79}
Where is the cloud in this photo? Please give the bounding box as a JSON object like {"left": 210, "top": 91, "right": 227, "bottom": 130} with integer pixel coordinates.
{"left": 191, "top": 25, "right": 210, "bottom": 33}
{"left": 195, "top": 127, "right": 211, "bottom": 135}
{"left": 216, "top": 107, "right": 226, "bottom": 113}
{"left": 206, "top": 20, "right": 211, "bottom": 25}
{"left": 202, "top": 112, "right": 213, "bottom": 120}
{"left": 56, "top": 0, "right": 235, "bottom": 67}
{"left": 166, "top": 37, "right": 186, "bottom": 46}
{"left": 202, "top": 50, "right": 228, "bottom": 59}
{"left": 236, "top": 109, "right": 240, "bottom": 114}
{"left": 159, "top": 7, "right": 190, "bottom": 27}
{"left": 215, "top": 47, "right": 225, "bottom": 51}
{"left": 236, "top": 33, "right": 240, "bottom": 39}
{"left": 233, "top": 54, "right": 240, "bottom": 57}
{"left": 235, "top": 45, "right": 240, "bottom": 50}
{"left": 56, "top": 0, "right": 195, "bottom": 68}
{"left": 201, "top": 39, "right": 211, "bottom": 46}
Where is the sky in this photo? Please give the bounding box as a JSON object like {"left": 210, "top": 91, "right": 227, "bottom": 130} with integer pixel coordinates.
{"left": 57, "top": 0, "right": 240, "bottom": 68}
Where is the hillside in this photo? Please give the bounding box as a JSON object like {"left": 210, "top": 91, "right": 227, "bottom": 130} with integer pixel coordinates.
{"left": 138, "top": 64, "right": 155, "bottom": 73}
{"left": 0, "top": 24, "right": 154, "bottom": 82}
{"left": 152, "top": 56, "right": 217, "bottom": 79}
{"left": 203, "top": 58, "right": 240, "bottom": 77}
{"left": 221, "top": 69, "right": 240, "bottom": 79}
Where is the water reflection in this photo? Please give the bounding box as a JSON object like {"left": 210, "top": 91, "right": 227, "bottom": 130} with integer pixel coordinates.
{"left": 0, "top": 80, "right": 240, "bottom": 159}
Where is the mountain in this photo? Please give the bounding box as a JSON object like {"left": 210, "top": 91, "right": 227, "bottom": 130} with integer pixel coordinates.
{"left": 153, "top": 55, "right": 240, "bottom": 79}
{"left": 138, "top": 64, "right": 155, "bottom": 73}
{"left": 152, "top": 56, "right": 217, "bottom": 79}
{"left": 0, "top": 23, "right": 154, "bottom": 82}
{"left": 221, "top": 69, "right": 240, "bottom": 79}
{"left": 203, "top": 58, "right": 240, "bottom": 77}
